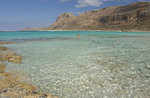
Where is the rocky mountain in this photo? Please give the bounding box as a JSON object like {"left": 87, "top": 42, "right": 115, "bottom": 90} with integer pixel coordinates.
{"left": 23, "top": 2, "right": 150, "bottom": 31}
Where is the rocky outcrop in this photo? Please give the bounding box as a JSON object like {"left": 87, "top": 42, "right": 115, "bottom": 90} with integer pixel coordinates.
{"left": 49, "top": 13, "right": 76, "bottom": 30}
{"left": 23, "top": 2, "right": 150, "bottom": 31}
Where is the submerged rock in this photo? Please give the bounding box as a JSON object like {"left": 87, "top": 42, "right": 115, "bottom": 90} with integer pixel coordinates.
{"left": 8, "top": 56, "right": 22, "bottom": 63}
{"left": 23, "top": 94, "right": 58, "bottom": 98}
{"left": 0, "top": 62, "right": 5, "bottom": 73}
{"left": 0, "top": 46, "right": 7, "bottom": 51}
{"left": 0, "top": 52, "right": 22, "bottom": 63}
{"left": 0, "top": 41, "right": 11, "bottom": 45}
{"left": 17, "top": 83, "right": 36, "bottom": 93}
{"left": 0, "top": 91, "right": 20, "bottom": 98}
{"left": 0, "top": 92, "right": 58, "bottom": 98}
{"left": 0, "top": 52, "right": 16, "bottom": 61}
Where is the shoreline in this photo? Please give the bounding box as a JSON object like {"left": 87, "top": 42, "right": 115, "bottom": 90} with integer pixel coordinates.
{"left": 0, "top": 41, "right": 58, "bottom": 98}
{"left": 21, "top": 30, "right": 150, "bottom": 33}
{"left": 1, "top": 29, "right": 150, "bottom": 33}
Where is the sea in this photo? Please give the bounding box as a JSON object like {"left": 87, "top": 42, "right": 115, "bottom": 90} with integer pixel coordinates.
{"left": 0, "top": 31, "right": 150, "bottom": 98}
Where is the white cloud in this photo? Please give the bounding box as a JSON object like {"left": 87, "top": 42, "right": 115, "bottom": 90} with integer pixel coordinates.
{"left": 59, "top": 0, "right": 114, "bottom": 7}
{"left": 76, "top": 0, "right": 112, "bottom": 8}
{"left": 138, "top": 0, "right": 149, "bottom": 1}
{"left": 76, "top": 0, "right": 102, "bottom": 8}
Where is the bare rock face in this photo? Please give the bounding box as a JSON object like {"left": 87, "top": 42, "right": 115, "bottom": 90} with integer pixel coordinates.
{"left": 49, "top": 13, "right": 76, "bottom": 30}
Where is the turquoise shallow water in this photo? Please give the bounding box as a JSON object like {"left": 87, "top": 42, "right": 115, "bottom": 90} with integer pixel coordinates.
{"left": 1, "top": 31, "right": 150, "bottom": 98}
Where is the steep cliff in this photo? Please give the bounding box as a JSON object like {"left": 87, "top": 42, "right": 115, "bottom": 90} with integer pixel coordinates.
{"left": 23, "top": 2, "right": 150, "bottom": 31}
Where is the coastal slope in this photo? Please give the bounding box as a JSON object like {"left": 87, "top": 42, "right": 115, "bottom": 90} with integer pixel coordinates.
{"left": 22, "top": 2, "right": 150, "bottom": 31}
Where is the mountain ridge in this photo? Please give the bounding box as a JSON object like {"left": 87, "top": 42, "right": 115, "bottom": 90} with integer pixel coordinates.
{"left": 22, "top": 2, "right": 150, "bottom": 31}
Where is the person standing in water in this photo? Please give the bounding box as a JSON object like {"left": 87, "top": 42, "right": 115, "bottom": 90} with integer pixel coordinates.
{"left": 77, "top": 33, "right": 80, "bottom": 39}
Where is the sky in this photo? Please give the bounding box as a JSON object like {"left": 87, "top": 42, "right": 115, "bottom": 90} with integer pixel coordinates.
{"left": 0, "top": 0, "right": 150, "bottom": 31}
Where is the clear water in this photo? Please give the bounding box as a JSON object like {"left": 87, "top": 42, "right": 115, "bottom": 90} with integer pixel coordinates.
{"left": 1, "top": 31, "right": 150, "bottom": 98}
